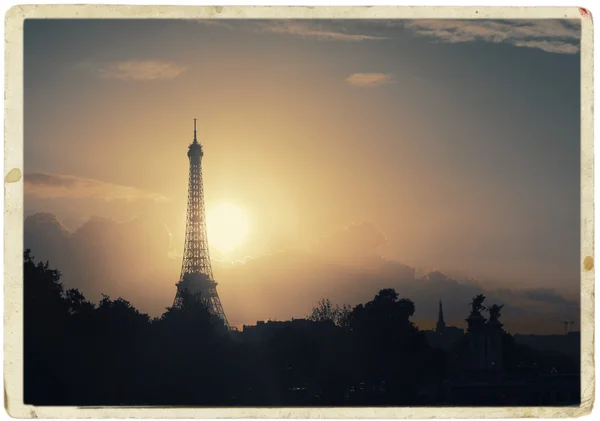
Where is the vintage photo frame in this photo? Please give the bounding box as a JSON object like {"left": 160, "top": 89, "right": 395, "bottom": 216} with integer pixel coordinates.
{"left": 4, "top": 5, "right": 594, "bottom": 418}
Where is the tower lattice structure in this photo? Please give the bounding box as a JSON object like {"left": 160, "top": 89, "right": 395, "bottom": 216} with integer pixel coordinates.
{"left": 173, "top": 119, "right": 229, "bottom": 327}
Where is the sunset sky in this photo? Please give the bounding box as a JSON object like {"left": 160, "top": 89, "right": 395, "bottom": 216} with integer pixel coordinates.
{"left": 23, "top": 19, "right": 581, "bottom": 332}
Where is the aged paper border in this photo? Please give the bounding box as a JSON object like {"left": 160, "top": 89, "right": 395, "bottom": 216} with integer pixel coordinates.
{"left": 4, "top": 5, "right": 594, "bottom": 419}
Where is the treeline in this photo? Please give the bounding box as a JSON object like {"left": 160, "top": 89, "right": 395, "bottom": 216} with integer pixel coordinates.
{"left": 24, "top": 250, "right": 578, "bottom": 406}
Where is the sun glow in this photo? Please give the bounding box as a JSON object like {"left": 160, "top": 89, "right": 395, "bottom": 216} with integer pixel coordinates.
{"left": 206, "top": 202, "right": 250, "bottom": 254}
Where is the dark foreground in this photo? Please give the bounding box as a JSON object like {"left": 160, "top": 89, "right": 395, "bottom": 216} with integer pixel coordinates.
{"left": 24, "top": 250, "right": 580, "bottom": 406}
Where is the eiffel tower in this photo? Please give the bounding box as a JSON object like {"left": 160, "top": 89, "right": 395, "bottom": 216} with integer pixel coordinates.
{"left": 173, "top": 119, "right": 229, "bottom": 327}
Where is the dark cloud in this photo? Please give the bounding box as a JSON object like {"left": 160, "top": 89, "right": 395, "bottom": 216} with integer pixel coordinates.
{"left": 24, "top": 213, "right": 72, "bottom": 269}
{"left": 25, "top": 212, "right": 178, "bottom": 316}
{"left": 422, "top": 271, "right": 459, "bottom": 285}
{"left": 519, "top": 288, "right": 575, "bottom": 305}
{"left": 24, "top": 173, "right": 168, "bottom": 203}
{"left": 405, "top": 19, "right": 580, "bottom": 54}
{"left": 25, "top": 173, "right": 80, "bottom": 188}
{"left": 194, "top": 19, "right": 580, "bottom": 54}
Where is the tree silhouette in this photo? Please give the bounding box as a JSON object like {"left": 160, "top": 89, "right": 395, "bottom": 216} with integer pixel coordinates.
{"left": 308, "top": 298, "right": 352, "bottom": 328}
{"left": 23, "top": 252, "right": 580, "bottom": 407}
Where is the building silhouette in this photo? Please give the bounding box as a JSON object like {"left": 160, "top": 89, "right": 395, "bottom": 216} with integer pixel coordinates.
{"left": 463, "top": 301, "right": 503, "bottom": 374}
{"left": 437, "top": 298, "right": 579, "bottom": 405}
{"left": 424, "top": 300, "right": 464, "bottom": 351}
{"left": 513, "top": 331, "right": 581, "bottom": 361}
{"left": 240, "top": 318, "right": 314, "bottom": 343}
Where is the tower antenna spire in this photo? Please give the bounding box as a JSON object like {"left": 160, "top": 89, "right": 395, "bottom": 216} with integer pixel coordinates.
{"left": 193, "top": 118, "right": 197, "bottom": 143}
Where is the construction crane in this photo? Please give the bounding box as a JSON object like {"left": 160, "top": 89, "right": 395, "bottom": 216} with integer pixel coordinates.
{"left": 557, "top": 320, "right": 575, "bottom": 335}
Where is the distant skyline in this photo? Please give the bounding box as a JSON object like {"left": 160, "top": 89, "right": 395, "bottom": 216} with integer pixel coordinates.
{"left": 24, "top": 19, "right": 581, "bottom": 333}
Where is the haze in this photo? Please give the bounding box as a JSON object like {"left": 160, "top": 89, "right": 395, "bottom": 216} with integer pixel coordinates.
{"left": 24, "top": 19, "right": 581, "bottom": 334}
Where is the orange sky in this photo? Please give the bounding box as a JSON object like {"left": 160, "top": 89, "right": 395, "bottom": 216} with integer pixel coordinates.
{"left": 23, "top": 19, "right": 581, "bottom": 333}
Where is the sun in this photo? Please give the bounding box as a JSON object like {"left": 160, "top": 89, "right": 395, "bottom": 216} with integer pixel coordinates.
{"left": 206, "top": 202, "right": 250, "bottom": 254}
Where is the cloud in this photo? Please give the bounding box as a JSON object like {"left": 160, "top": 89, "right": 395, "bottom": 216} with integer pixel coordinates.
{"left": 256, "top": 21, "right": 388, "bottom": 41}
{"left": 24, "top": 213, "right": 579, "bottom": 334}
{"left": 24, "top": 173, "right": 168, "bottom": 203}
{"left": 513, "top": 40, "right": 579, "bottom": 54}
{"left": 518, "top": 288, "right": 574, "bottom": 305}
{"left": 405, "top": 19, "right": 580, "bottom": 54}
{"left": 313, "top": 221, "right": 388, "bottom": 260}
{"left": 191, "top": 19, "right": 235, "bottom": 30}
{"left": 96, "top": 60, "right": 188, "bottom": 81}
{"left": 195, "top": 19, "right": 388, "bottom": 41}
{"left": 345, "top": 73, "right": 394, "bottom": 87}
{"left": 24, "top": 213, "right": 177, "bottom": 316}
{"left": 193, "top": 19, "right": 579, "bottom": 54}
